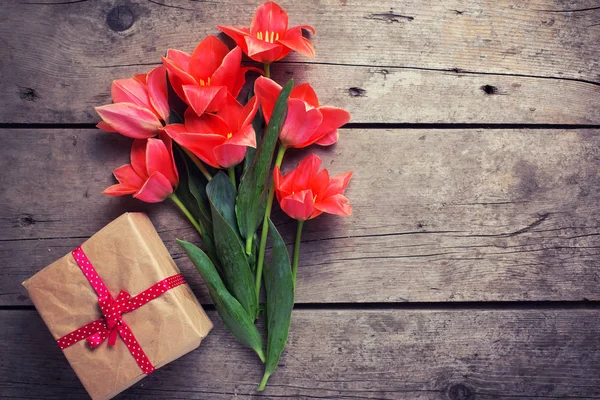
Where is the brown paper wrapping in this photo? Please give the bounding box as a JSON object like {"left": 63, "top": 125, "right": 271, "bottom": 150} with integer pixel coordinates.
{"left": 22, "top": 213, "right": 213, "bottom": 400}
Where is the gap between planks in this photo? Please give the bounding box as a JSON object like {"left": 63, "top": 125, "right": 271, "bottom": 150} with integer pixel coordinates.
{"left": 2, "top": 123, "right": 600, "bottom": 130}
{"left": 4, "top": 300, "right": 600, "bottom": 312}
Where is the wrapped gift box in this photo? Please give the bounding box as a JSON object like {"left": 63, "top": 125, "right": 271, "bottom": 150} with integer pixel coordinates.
{"left": 22, "top": 213, "right": 213, "bottom": 400}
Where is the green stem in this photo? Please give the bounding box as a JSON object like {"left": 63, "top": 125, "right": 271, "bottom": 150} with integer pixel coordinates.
{"left": 255, "top": 145, "right": 287, "bottom": 304}
{"left": 170, "top": 193, "right": 203, "bottom": 237}
{"left": 245, "top": 235, "right": 253, "bottom": 255}
{"left": 292, "top": 220, "right": 304, "bottom": 286}
{"left": 258, "top": 372, "right": 270, "bottom": 391}
{"left": 264, "top": 63, "right": 271, "bottom": 79}
{"left": 182, "top": 147, "right": 212, "bottom": 181}
{"left": 228, "top": 167, "right": 236, "bottom": 188}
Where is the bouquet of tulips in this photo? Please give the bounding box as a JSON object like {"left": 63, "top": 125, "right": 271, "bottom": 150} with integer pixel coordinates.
{"left": 96, "top": 1, "right": 352, "bottom": 389}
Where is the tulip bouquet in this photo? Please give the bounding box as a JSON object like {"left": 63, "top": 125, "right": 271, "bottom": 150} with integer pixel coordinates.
{"left": 96, "top": 1, "right": 352, "bottom": 390}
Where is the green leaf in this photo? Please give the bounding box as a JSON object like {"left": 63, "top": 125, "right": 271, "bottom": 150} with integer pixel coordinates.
{"left": 259, "top": 219, "right": 295, "bottom": 391}
{"left": 177, "top": 240, "right": 265, "bottom": 362}
{"left": 188, "top": 167, "right": 212, "bottom": 230}
{"left": 207, "top": 171, "right": 239, "bottom": 236}
{"left": 173, "top": 146, "right": 202, "bottom": 222}
{"left": 172, "top": 145, "right": 219, "bottom": 271}
{"left": 236, "top": 79, "right": 293, "bottom": 240}
{"left": 207, "top": 172, "right": 257, "bottom": 318}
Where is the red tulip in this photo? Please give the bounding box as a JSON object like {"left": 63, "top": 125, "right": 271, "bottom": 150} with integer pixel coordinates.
{"left": 162, "top": 35, "right": 259, "bottom": 116}
{"left": 96, "top": 66, "right": 169, "bottom": 139}
{"left": 103, "top": 133, "right": 178, "bottom": 203}
{"left": 254, "top": 77, "right": 350, "bottom": 148}
{"left": 217, "top": 1, "right": 316, "bottom": 64}
{"left": 274, "top": 154, "right": 352, "bottom": 221}
{"left": 163, "top": 95, "right": 259, "bottom": 169}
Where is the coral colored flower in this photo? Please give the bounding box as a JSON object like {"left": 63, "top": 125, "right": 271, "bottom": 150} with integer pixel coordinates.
{"left": 274, "top": 154, "right": 352, "bottom": 221}
{"left": 162, "top": 35, "right": 259, "bottom": 116}
{"left": 217, "top": 1, "right": 316, "bottom": 64}
{"left": 96, "top": 66, "right": 169, "bottom": 139}
{"left": 254, "top": 77, "right": 350, "bottom": 148}
{"left": 103, "top": 133, "right": 178, "bottom": 203}
{"left": 163, "top": 95, "right": 259, "bottom": 169}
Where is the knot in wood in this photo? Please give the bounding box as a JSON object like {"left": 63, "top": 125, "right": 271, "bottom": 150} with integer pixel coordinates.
{"left": 447, "top": 383, "right": 474, "bottom": 400}
{"left": 106, "top": 6, "right": 135, "bottom": 32}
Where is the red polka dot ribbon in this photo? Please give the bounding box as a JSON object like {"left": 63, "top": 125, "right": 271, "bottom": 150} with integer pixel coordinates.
{"left": 55, "top": 246, "right": 187, "bottom": 374}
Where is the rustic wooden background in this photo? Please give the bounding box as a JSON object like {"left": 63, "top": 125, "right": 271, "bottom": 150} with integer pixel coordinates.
{"left": 2, "top": 0, "right": 600, "bottom": 399}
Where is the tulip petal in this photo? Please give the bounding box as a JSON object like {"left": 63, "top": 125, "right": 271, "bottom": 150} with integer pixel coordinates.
{"left": 254, "top": 76, "right": 282, "bottom": 123}
{"left": 113, "top": 164, "right": 144, "bottom": 188}
{"left": 111, "top": 78, "right": 152, "bottom": 110}
{"left": 146, "top": 137, "right": 178, "bottom": 187}
{"left": 238, "top": 96, "right": 259, "bottom": 132}
{"left": 215, "top": 94, "right": 244, "bottom": 131}
{"left": 133, "top": 74, "right": 146, "bottom": 85}
{"left": 229, "top": 124, "right": 257, "bottom": 148}
{"left": 291, "top": 82, "right": 320, "bottom": 108}
{"left": 279, "top": 99, "right": 322, "bottom": 148}
{"left": 216, "top": 25, "right": 251, "bottom": 53}
{"left": 96, "top": 121, "right": 117, "bottom": 132}
{"left": 250, "top": 1, "right": 288, "bottom": 36}
{"left": 275, "top": 165, "right": 297, "bottom": 194}
{"left": 103, "top": 183, "right": 139, "bottom": 197}
{"left": 166, "top": 49, "right": 191, "bottom": 71}
{"left": 163, "top": 123, "right": 225, "bottom": 168}
{"left": 147, "top": 66, "right": 170, "bottom": 122}
{"left": 159, "top": 131, "right": 179, "bottom": 186}
{"left": 313, "top": 129, "right": 338, "bottom": 146}
{"left": 292, "top": 24, "right": 316, "bottom": 35}
{"left": 279, "top": 190, "right": 315, "bottom": 221}
{"left": 184, "top": 109, "right": 230, "bottom": 135}
{"left": 232, "top": 65, "right": 264, "bottom": 98}
{"left": 291, "top": 153, "right": 322, "bottom": 191}
{"left": 244, "top": 36, "right": 283, "bottom": 62}
{"left": 183, "top": 84, "right": 227, "bottom": 116}
{"left": 313, "top": 106, "right": 351, "bottom": 145}
{"left": 315, "top": 193, "right": 352, "bottom": 217}
{"left": 213, "top": 142, "right": 249, "bottom": 169}
{"left": 323, "top": 171, "right": 353, "bottom": 198}
{"left": 310, "top": 168, "right": 330, "bottom": 200}
{"left": 130, "top": 139, "right": 148, "bottom": 178}
{"left": 95, "top": 103, "right": 162, "bottom": 139}
{"left": 210, "top": 46, "right": 242, "bottom": 95}
{"left": 189, "top": 35, "right": 230, "bottom": 81}
{"left": 161, "top": 51, "right": 196, "bottom": 101}
{"left": 134, "top": 171, "right": 174, "bottom": 203}
{"left": 278, "top": 25, "right": 316, "bottom": 58}
{"left": 273, "top": 166, "right": 284, "bottom": 199}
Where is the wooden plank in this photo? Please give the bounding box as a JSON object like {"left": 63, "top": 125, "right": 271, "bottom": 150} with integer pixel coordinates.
{"left": 1, "top": 0, "right": 599, "bottom": 124}
{"left": 2, "top": 309, "right": 600, "bottom": 399}
{"left": 2, "top": 128, "right": 600, "bottom": 305}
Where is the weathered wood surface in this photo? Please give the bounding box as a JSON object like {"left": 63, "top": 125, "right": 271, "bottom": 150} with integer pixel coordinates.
{"left": 3, "top": 128, "right": 600, "bottom": 306}
{"left": 1, "top": 0, "right": 599, "bottom": 124}
{"left": 2, "top": 309, "right": 600, "bottom": 399}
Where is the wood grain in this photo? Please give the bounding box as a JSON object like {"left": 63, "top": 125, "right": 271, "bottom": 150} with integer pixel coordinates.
{"left": 2, "top": 309, "right": 600, "bottom": 399}
{"left": 1, "top": 0, "right": 599, "bottom": 124}
{"left": 2, "top": 128, "right": 600, "bottom": 306}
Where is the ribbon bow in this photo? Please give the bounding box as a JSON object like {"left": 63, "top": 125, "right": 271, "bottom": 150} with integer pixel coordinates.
{"left": 55, "top": 246, "right": 187, "bottom": 374}
{"left": 87, "top": 290, "right": 132, "bottom": 348}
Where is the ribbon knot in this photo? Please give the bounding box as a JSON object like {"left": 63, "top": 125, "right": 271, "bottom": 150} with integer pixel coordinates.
{"left": 55, "top": 247, "right": 188, "bottom": 375}
{"left": 86, "top": 290, "right": 131, "bottom": 348}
